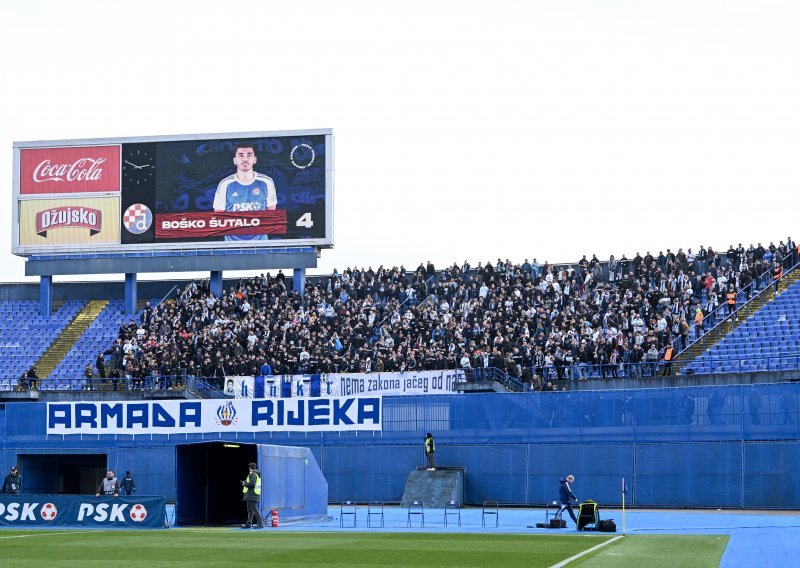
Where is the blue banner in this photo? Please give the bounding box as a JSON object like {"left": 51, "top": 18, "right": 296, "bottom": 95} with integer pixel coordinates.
{"left": 0, "top": 495, "right": 166, "bottom": 529}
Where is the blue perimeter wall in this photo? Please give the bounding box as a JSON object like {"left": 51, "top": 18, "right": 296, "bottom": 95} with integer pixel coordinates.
{"left": 1, "top": 382, "right": 799, "bottom": 509}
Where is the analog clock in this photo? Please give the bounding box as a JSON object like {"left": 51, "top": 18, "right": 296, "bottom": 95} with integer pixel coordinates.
{"left": 122, "top": 147, "right": 155, "bottom": 186}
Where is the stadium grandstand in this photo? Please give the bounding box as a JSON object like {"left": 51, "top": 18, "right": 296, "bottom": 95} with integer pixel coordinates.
{"left": 5, "top": 2, "right": 800, "bottom": 565}
{"left": 1, "top": 239, "right": 796, "bottom": 393}
{"left": 3, "top": 123, "right": 800, "bottom": 568}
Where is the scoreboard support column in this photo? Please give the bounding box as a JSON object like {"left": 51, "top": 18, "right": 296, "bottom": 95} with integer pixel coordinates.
{"left": 39, "top": 275, "right": 52, "bottom": 317}
{"left": 210, "top": 271, "right": 223, "bottom": 299}
{"left": 293, "top": 268, "right": 306, "bottom": 298}
{"left": 125, "top": 273, "right": 138, "bottom": 316}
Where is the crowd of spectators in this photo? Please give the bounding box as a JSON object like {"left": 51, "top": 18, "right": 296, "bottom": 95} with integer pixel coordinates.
{"left": 96, "top": 237, "right": 797, "bottom": 388}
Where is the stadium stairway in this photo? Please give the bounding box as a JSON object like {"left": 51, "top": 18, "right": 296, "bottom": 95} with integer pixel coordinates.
{"left": 673, "top": 268, "right": 800, "bottom": 375}
{"left": 34, "top": 300, "right": 108, "bottom": 378}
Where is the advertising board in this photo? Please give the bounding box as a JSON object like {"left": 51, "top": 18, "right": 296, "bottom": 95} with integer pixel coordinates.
{"left": 12, "top": 130, "right": 333, "bottom": 255}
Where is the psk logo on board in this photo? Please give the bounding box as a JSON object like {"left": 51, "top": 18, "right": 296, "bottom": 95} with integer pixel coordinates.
{"left": 216, "top": 401, "right": 238, "bottom": 427}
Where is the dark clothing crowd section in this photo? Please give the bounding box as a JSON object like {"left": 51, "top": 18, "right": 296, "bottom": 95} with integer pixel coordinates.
{"left": 100, "top": 240, "right": 796, "bottom": 388}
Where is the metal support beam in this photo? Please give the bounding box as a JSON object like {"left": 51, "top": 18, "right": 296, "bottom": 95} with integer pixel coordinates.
{"left": 39, "top": 275, "right": 52, "bottom": 317}
{"left": 210, "top": 271, "right": 223, "bottom": 298}
{"left": 25, "top": 249, "right": 319, "bottom": 277}
{"left": 293, "top": 268, "right": 306, "bottom": 298}
{"left": 124, "top": 273, "right": 138, "bottom": 316}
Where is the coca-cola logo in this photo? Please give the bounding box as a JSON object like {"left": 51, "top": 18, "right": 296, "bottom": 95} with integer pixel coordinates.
{"left": 20, "top": 146, "right": 120, "bottom": 195}
{"left": 35, "top": 206, "right": 103, "bottom": 238}
{"left": 32, "top": 158, "right": 106, "bottom": 183}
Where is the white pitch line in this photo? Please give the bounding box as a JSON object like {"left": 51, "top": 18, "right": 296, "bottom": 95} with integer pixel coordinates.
{"left": 549, "top": 535, "right": 624, "bottom": 568}
{"left": 0, "top": 530, "right": 93, "bottom": 540}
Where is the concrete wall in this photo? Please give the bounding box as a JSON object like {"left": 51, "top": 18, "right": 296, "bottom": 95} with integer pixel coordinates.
{"left": 566, "top": 369, "right": 800, "bottom": 390}
{"left": 2, "top": 384, "right": 800, "bottom": 508}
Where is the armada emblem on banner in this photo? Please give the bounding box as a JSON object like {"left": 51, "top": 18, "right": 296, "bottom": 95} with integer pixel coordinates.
{"left": 215, "top": 401, "right": 238, "bottom": 427}
{"left": 123, "top": 203, "right": 153, "bottom": 234}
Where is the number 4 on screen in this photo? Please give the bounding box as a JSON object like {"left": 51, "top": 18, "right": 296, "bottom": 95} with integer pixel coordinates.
{"left": 296, "top": 213, "right": 314, "bottom": 228}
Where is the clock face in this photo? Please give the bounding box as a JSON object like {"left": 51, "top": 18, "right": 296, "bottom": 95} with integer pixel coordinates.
{"left": 122, "top": 147, "right": 155, "bottom": 186}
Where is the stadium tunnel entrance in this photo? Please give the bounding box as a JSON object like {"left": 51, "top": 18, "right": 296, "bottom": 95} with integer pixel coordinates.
{"left": 175, "top": 442, "right": 257, "bottom": 526}
{"left": 18, "top": 453, "right": 107, "bottom": 495}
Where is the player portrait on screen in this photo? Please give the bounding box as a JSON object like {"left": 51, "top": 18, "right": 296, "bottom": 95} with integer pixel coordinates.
{"left": 212, "top": 143, "right": 278, "bottom": 241}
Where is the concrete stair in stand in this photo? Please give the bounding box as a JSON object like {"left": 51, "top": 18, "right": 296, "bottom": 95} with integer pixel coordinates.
{"left": 672, "top": 269, "right": 800, "bottom": 375}
{"left": 35, "top": 300, "right": 108, "bottom": 378}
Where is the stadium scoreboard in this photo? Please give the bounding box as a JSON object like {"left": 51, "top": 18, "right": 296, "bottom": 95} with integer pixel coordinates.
{"left": 11, "top": 129, "right": 333, "bottom": 256}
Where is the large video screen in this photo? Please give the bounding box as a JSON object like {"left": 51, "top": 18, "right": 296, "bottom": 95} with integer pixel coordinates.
{"left": 12, "top": 130, "right": 333, "bottom": 255}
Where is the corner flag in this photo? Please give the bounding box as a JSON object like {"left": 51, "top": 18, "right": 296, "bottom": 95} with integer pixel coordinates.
{"left": 621, "top": 477, "right": 628, "bottom": 535}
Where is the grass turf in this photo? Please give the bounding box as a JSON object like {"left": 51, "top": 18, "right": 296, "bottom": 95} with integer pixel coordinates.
{"left": 573, "top": 534, "right": 729, "bottom": 568}
{"left": 0, "top": 530, "right": 614, "bottom": 568}
{"left": 0, "top": 530, "right": 730, "bottom": 567}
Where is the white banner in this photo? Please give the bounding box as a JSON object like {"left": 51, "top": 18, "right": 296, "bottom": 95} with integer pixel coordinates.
{"left": 222, "top": 376, "right": 253, "bottom": 398}
{"left": 46, "top": 396, "right": 382, "bottom": 435}
{"left": 327, "top": 370, "right": 465, "bottom": 397}
{"left": 239, "top": 370, "right": 465, "bottom": 399}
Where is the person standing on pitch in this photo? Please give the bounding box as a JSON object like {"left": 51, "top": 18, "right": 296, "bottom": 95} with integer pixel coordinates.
{"left": 557, "top": 475, "right": 578, "bottom": 527}
{"left": 424, "top": 433, "right": 435, "bottom": 470}
{"left": 241, "top": 462, "right": 264, "bottom": 529}
{"left": 2, "top": 465, "right": 22, "bottom": 495}
{"left": 121, "top": 470, "right": 136, "bottom": 496}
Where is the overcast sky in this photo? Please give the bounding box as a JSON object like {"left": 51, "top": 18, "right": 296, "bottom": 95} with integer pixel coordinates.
{"left": 0, "top": 1, "right": 797, "bottom": 283}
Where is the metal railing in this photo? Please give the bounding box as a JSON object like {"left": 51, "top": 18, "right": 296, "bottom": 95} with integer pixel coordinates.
{"left": 684, "top": 352, "right": 800, "bottom": 375}
{"left": 3, "top": 351, "right": 800, "bottom": 397}
{"left": 185, "top": 376, "right": 230, "bottom": 399}
{"left": 463, "top": 367, "right": 526, "bottom": 392}
{"left": 465, "top": 354, "right": 800, "bottom": 386}
{"left": 27, "top": 245, "right": 317, "bottom": 261}
{"left": 154, "top": 284, "right": 179, "bottom": 309}
{"left": 2, "top": 375, "right": 188, "bottom": 393}
{"left": 460, "top": 363, "right": 672, "bottom": 386}
{"left": 676, "top": 259, "right": 800, "bottom": 357}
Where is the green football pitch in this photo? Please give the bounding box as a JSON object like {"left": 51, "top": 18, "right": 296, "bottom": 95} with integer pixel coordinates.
{"left": 0, "top": 530, "right": 728, "bottom": 567}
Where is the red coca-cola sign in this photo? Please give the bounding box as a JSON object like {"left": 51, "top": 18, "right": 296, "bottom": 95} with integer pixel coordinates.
{"left": 20, "top": 146, "right": 120, "bottom": 195}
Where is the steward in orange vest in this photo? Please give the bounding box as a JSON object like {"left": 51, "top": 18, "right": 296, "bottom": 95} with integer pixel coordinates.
{"left": 772, "top": 262, "right": 784, "bottom": 293}
{"left": 661, "top": 345, "right": 674, "bottom": 376}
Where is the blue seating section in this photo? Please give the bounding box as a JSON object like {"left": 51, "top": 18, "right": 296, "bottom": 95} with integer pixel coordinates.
{"left": 45, "top": 300, "right": 134, "bottom": 388}
{"left": 0, "top": 300, "right": 84, "bottom": 389}
{"left": 686, "top": 279, "right": 800, "bottom": 374}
